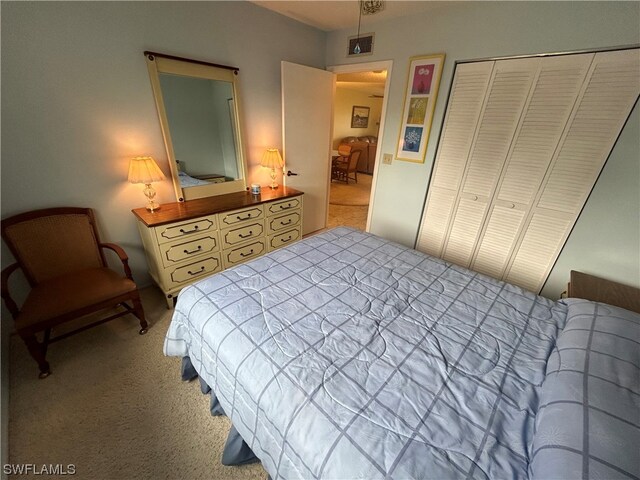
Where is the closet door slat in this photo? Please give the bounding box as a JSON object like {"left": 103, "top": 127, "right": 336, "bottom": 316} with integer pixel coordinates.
{"left": 472, "top": 204, "right": 526, "bottom": 279}
{"left": 442, "top": 196, "right": 488, "bottom": 267}
{"left": 504, "top": 213, "right": 572, "bottom": 291}
{"left": 496, "top": 54, "right": 594, "bottom": 206}
{"left": 416, "top": 61, "right": 493, "bottom": 255}
{"left": 443, "top": 58, "right": 538, "bottom": 267}
{"left": 505, "top": 48, "right": 640, "bottom": 292}
{"left": 469, "top": 54, "right": 594, "bottom": 280}
{"left": 417, "top": 187, "right": 456, "bottom": 256}
{"left": 431, "top": 62, "right": 495, "bottom": 191}
{"left": 461, "top": 58, "right": 539, "bottom": 199}
{"left": 538, "top": 49, "right": 640, "bottom": 214}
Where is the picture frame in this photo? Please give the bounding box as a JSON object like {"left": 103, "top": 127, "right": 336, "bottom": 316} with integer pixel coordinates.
{"left": 351, "top": 105, "right": 370, "bottom": 128}
{"left": 396, "top": 54, "right": 445, "bottom": 162}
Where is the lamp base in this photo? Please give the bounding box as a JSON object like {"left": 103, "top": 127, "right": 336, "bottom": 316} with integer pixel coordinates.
{"left": 146, "top": 201, "right": 160, "bottom": 212}
{"left": 144, "top": 184, "right": 160, "bottom": 212}
{"left": 269, "top": 169, "right": 278, "bottom": 189}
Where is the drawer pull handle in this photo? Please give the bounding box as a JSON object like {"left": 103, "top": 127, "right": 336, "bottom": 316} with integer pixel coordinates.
{"left": 187, "top": 266, "right": 205, "bottom": 276}
{"left": 240, "top": 249, "right": 254, "bottom": 258}
{"left": 279, "top": 204, "right": 292, "bottom": 210}
{"left": 179, "top": 226, "right": 200, "bottom": 234}
{"left": 280, "top": 219, "right": 292, "bottom": 226}
{"left": 238, "top": 231, "right": 253, "bottom": 239}
{"left": 281, "top": 235, "right": 293, "bottom": 243}
{"left": 183, "top": 246, "right": 202, "bottom": 255}
{"left": 236, "top": 214, "right": 252, "bottom": 221}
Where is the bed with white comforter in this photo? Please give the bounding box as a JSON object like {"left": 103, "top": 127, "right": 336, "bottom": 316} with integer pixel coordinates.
{"left": 164, "top": 227, "right": 639, "bottom": 479}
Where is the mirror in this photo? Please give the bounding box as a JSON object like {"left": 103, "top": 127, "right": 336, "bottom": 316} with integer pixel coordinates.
{"left": 145, "top": 51, "right": 247, "bottom": 202}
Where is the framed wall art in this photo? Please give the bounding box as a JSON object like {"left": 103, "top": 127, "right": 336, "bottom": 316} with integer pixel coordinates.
{"left": 351, "top": 105, "right": 370, "bottom": 128}
{"left": 396, "top": 54, "right": 445, "bottom": 162}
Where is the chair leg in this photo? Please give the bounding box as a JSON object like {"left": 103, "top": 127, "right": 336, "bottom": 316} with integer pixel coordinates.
{"left": 20, "top": 333, "right": 51, "bottom": 379}
{"left": 131, "top": 293, "right": 149, "bottom": 335}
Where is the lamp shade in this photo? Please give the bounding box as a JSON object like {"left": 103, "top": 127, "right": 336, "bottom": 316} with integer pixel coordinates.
{"left": 128, "top": 156, "right": 165, "bottom": 184}
{"left": 260, "top": 149, "right": 284, "bottom": 169}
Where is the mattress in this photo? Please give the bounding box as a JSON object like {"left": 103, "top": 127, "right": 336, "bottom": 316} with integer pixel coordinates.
{"left": 164, "top": 227, "right": 638, "bottom": 479}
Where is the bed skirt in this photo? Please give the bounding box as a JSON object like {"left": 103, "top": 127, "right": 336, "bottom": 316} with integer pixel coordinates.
{"left": 180, "top": 356, "right": 263, "bottom": 468}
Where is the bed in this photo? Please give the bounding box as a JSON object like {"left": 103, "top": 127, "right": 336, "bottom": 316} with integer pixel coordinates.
{"left": 177, "top": 171, "right": 213, "bottom": 188}
{"left": 164, "top": 227, "right": 639, "bottom": 479}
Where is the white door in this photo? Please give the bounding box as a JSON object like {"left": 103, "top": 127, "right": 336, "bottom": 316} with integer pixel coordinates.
{"left": 282, "top": 61, "right": 335, "bottom": 235}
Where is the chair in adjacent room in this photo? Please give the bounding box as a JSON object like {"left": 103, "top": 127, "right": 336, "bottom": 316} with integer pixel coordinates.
{"left": 331, "top": 149, "right": 361, "bottom": 185}
{"left": 1, "top": 207, "right": 148, "bottom": 378}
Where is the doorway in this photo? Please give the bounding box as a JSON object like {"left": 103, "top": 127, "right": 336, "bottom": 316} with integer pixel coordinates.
{"left": 327, "top": 61, "right": 392, "bottom": 232}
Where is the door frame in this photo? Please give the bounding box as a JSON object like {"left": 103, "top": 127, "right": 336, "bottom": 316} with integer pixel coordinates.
{"left": 327, "top": 60, "right": 393, "bottom": 232}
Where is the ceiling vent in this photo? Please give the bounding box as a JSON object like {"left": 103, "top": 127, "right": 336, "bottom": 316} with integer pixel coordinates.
{"left": 347, "top": 33, "right": 374, "bottom": 57}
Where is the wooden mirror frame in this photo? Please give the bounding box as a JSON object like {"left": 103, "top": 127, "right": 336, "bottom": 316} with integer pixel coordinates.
{"left": 144, "top": 51, "right": 248, "bottom": 202}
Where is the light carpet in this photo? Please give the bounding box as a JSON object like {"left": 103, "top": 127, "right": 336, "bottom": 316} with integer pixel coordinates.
{"left": 329, "top": 173, "right": 372, "bottom": 206}
{"left": 327, "top": 204, "right": 368, "bottom": 231}
{"left": 9, "top": 287, "right": 268, "bottom": 480}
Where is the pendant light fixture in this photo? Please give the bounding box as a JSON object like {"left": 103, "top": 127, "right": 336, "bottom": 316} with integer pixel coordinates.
{"left": 352, "top": 1, "right": 383, "bottom": 55}
{"left": 353, "top": 0, "right": 363, "bottom": 55}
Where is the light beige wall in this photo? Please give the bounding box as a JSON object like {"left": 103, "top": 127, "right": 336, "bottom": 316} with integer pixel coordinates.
{"left": 326, "top": 1, "right": 640, "bottom": 297}
{"left": 332, "top": 87, "right": 382, "bottom": 148}
{"left": 0, "top": 2, "right": 326, "bottom": 465}
{"left": 1, "top": 1, "right": 326, "bottom": 286}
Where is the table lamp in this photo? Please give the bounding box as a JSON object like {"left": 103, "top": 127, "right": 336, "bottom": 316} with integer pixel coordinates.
{"left": 261, "top": 148, "right": 284, "bottom": 189}
{"left": 128, "top": 156, "right": 165, "bottom": 212}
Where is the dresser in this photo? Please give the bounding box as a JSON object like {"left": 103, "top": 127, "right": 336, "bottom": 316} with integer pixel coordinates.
{"left": 132, "top": 186, "right": 303, "bottom": 307}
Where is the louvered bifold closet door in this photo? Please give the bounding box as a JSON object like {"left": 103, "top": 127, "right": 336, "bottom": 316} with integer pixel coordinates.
{"left": 417, "top": 47, "right": 639, "bottom": 293}
{"left": 417, "top": 62, "right": 494, "bottom": 256}
{"left": 441, "top": 58, "right": 539, "bottom": 268}
{"left": 504, "top": 49, "right": 640, "bottom": 291}
{"left": 471, "top": 53, "right": 594, "bottom": 279}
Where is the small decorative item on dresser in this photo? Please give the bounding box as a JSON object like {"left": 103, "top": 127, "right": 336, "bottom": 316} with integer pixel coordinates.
{"left": 250, "top": 183, "right": 261, "bottom": 195}
{"left": 261, "top": 148, "right": 284, "bottom": 189}
{"left": 128, "top": 156, "right": 165, "bottom": 212}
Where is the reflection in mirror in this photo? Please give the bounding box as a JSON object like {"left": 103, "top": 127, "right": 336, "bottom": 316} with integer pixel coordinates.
{"left": 159, "top": 74, "right": 239, "bottom": 185}
{"left": 145, "top": 52, "right": 247, "bottom": 202}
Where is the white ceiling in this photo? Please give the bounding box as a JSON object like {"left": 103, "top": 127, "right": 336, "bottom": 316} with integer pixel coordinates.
{"left": 250, "top": 1, "right": 450, "bottom": 32}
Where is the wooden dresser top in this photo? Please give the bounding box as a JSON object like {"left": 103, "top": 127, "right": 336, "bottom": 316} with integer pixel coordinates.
{"left": 132, "top": 186, "right": 303, "bottom": 227}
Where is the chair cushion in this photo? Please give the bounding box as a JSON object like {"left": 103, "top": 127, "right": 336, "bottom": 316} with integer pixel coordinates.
{"left": 337, "top": 144, "right": 352, "bottom": 156}
{"left": 16, "top": 267, "right": 137, "bottom": 331}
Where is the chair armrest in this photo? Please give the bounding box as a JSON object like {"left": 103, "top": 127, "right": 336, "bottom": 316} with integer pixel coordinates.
{"left": 1, "top": 263, "right": 21, "bottom": 319}
{"left": 99, "top": 243, "right": 133, "bottom": 280}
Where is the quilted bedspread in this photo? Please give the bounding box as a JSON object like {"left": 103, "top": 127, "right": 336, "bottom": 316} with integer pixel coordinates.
{"left": 164, "top": 227, "right": 569, "bottom": 479}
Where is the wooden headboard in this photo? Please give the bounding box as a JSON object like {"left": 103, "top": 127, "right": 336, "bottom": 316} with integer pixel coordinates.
{"left": 568, "top": 270, "right": 640, "bottom": 314}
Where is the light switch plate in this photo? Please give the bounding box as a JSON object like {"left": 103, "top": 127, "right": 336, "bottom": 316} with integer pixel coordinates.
{"left": 383, "top": 153, "right": 393, "bottom": 165}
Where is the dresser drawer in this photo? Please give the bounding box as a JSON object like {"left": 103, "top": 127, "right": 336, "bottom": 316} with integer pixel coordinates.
{"left": 169, "top": 255, "right": 222, "bottom": 285}
{"left": 222, "top": 239, "right": 266, "bottom": 268}
{"left": 159, "top": 233, "right": 219, "bottom": 267}
{"left": 266, "top": 197, "right": 301, "bottom": 216}
{"left": 267, "top": 211, "right": 301, "bottom": 234}
{"left": 219, "top": 206, "right": 264, "bottom": 228}
{"left": 268, "top": 227, "right": 301, "bottom": 251}
{"left": 155, "top": 215, "right": 217, "bottom": 244}
{"left": 221, "top": 221, "right": 264, "bottom": 249}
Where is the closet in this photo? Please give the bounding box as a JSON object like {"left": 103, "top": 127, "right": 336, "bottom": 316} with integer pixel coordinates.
{"left": 417, "top": 48, "right": 639, "bottom": 293}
